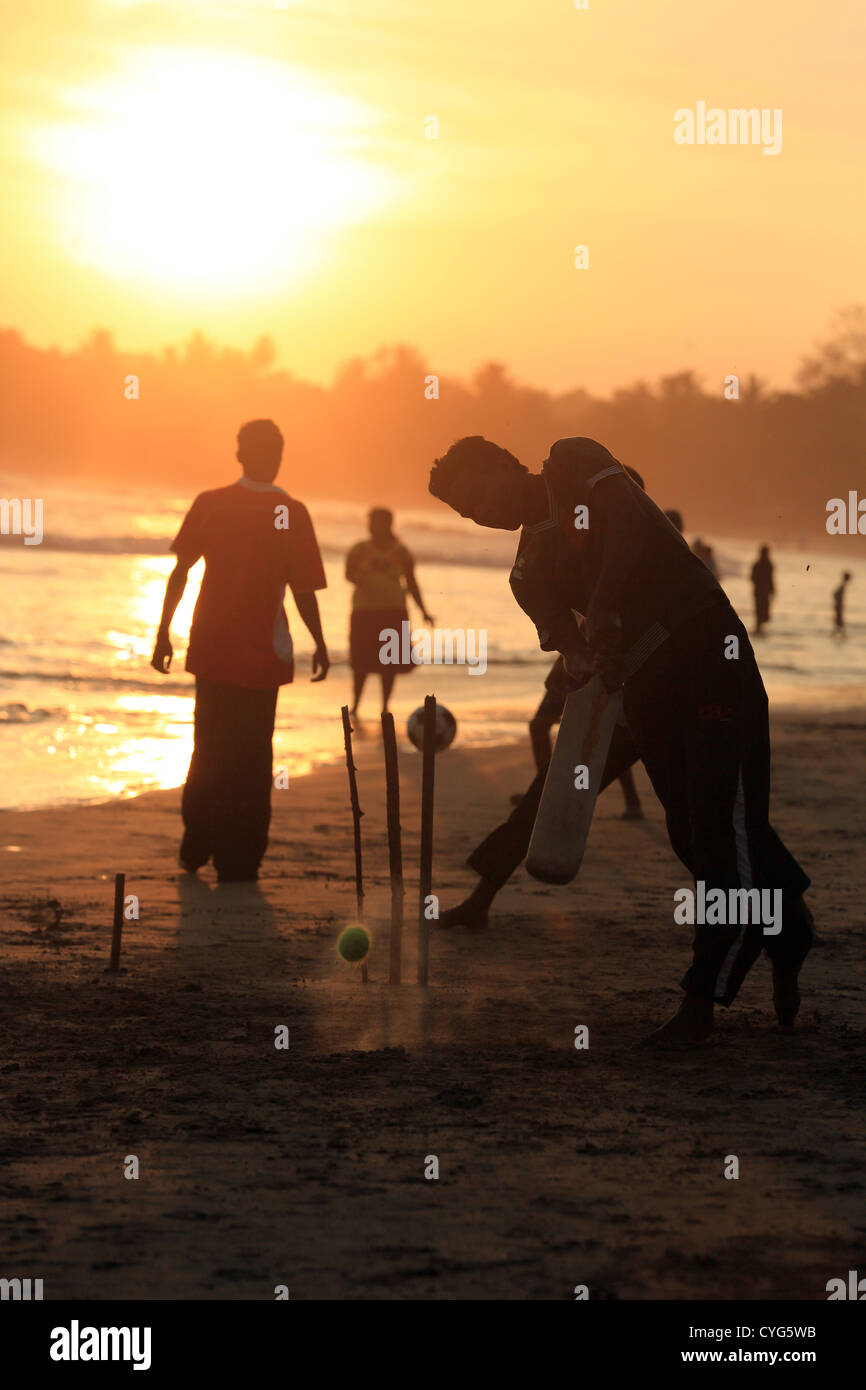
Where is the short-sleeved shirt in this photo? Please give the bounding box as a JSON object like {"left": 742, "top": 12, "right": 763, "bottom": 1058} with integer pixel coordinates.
{"left": 171, "top": 478, "right": 326, "bottom": 689}
{"left": 346, "top": 538, "right": 412, "bottom": 611}
{"left": 509, "top": 438, "right": 724, "bottom": 682}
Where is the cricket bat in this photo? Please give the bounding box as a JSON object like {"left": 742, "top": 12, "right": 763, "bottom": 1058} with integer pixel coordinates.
{"left": 526, "top": 673, "right": 622, "bottom": 885}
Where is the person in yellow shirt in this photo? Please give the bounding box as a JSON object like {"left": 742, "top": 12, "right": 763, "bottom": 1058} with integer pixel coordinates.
{"left": 346, "top": 507, "right": 433, "bottom": 715}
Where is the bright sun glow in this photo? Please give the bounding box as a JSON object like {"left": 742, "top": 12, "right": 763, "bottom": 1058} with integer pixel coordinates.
{"left": 34, "top": 48, "right": 396, "bottom": 294}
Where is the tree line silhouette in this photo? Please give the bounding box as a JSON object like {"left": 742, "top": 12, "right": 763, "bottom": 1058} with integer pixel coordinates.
{"left": 2, "top": 308, "right": 865, "bottom": 539}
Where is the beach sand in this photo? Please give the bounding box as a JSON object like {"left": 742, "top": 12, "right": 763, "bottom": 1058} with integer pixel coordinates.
{"left": 1, "top": 711, "right": 864, "bottom": 1301}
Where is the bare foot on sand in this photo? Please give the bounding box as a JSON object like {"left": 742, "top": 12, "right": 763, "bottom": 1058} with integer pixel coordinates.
{"left": 437, "top": 880, "right": 496, "bottom": 930}
{"left": 642, "top": 992, "right": 714, "bottom": 1046}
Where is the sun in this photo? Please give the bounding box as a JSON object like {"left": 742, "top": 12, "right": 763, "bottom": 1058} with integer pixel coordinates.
{"left": 34, "top": 48, "right": 396, "bottom": 295}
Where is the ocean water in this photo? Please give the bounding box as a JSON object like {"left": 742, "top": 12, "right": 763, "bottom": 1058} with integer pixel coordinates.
{"left": 2, "top": 478, "right": 865, "bottom": 810}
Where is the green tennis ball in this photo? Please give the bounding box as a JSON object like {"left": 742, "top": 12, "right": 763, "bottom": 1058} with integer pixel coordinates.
{"left": 337, "top": 925, "right": 370, "bottom": 963}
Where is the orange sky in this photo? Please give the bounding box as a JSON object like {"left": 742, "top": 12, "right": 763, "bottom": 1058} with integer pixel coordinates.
{"left": 1, "top": 0, "right": 864, "bottom": 392}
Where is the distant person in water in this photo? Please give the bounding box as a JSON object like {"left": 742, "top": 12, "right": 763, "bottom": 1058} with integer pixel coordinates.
{"left": 751, "top": 545, "right": 775, "bottom": 636}
{"left": 151, "top": 419, "right": 329, "bottom": 883}
{"left": 833, "top": 571, "right": 852, "bottom": 636}
{"left": 346, "top": 508, "right": 433, "bottom": 715}
{"left": 692, "top": 536, "right": 719, "bottom": 579}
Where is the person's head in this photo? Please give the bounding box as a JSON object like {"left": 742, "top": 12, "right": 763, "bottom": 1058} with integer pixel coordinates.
{"left": 236, "top": 419, "right": 284, "bottom": 483}
{"left": 368, "top": 507, "right": 394, "bottom": 543}
{"left": 429, "top": 436, "right": 528, "bottom": 529}
{"left": 665, "top": 509, "right": 684, "bottom": 533}
{"left": 843, "top": 571, "right": 852, "bottom": 582}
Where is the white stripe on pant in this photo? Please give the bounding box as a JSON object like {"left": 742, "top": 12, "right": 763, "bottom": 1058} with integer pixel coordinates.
{"left": 714, "top": 768, "right": 753, "bottom": 1000}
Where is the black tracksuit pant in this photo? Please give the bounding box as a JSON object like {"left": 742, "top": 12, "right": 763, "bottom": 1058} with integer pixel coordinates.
{"left": 181, "top": 677, "right": 278, "bottom": 882}
{"left": 623, "top": 599, "right": 811, "bottom": 1005}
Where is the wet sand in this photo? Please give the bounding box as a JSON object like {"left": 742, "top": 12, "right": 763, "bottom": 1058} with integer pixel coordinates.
{"left": 0, "top": 710, "right": 864, "bottom": 1300}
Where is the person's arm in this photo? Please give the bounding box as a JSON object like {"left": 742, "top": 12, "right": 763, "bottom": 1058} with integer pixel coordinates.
{"left": 345, "top": 545, "right": 365, "bottom": 585}
{"left": 578, "top": 474, "right": 644, "bottom": 688}
{"left": 293, "top": 591, "right": 330, "bottom": 682}
{"left": 404, "top": 559, "right": 433, "bottom": 625}
{"left": 510, "top": 528, "right": 583, "bottom": 670}
{"left": 582, "top": 474, "right": 640, "bottom": 626}
{"left": 151, "top": 558, "right": 194, "bottom": 673}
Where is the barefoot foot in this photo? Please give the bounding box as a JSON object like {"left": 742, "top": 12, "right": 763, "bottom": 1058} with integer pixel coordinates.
{"left": 642, "top": 992, "right": 714, "bottom": 1046}
{"left": 437, "top": 898, "right": 490, "bottom": 930}
{"left": 436, "top": 880, "right": 496, "bottom": 930}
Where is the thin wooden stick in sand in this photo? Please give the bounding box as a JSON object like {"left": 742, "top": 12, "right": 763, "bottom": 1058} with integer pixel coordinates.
{"left": 417, "top": 694, "right": 436, "bottom": 986}
{"left": 381, "top": 711, "right": 404, "bottom": 984}
{"left": 107, "top": 872, "right": 125, "bottom": 972}
{"left": 341, "top": 705, "right": 368, "bottom": 983}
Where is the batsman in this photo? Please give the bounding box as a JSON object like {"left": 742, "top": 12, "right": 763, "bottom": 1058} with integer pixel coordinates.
{"left": 428, "top": 436, "right": 814, "bottom": 1044}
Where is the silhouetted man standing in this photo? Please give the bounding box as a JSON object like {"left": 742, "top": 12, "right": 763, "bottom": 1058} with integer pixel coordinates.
{"left": 151, "top": 419, "right": 329, "bottom": 882}
{"left": 751, "top": 545, "right": 774, "bottom": 636}
{"left": 833, "top": 571, "right": 852, "bottom": 636}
